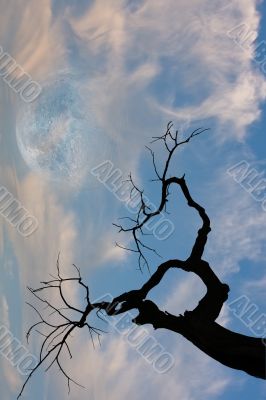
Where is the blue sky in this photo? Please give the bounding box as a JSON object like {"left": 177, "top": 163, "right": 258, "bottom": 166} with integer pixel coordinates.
{"left": 0, "top": 0, "right": 266, "bottom": 399}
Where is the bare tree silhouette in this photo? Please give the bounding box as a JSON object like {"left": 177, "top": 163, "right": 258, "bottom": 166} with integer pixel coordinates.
{"left": 18, "top": 123, "right": 266, "bottom": 398}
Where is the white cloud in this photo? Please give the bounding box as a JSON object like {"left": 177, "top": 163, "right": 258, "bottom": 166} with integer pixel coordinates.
{"left": 0, "top": 296, "right": 22, "bottom": 396}
{"left": 0, "top": 295, "right": 10, "bottom": 329}
{"left": 69, "top": 0, "right": 266, "bottom": 142}
{"left": 1, "top": 1, "right": 265, "bottom": 399}
{"left": 48, "top": 325, "right": 231, "bottom": 400}
{"left": 206, "top": 170, "right": 266, "bottom": 275}
{"left": 245, "top": 275, "right": 266, "bottom": 290}
{"left": 0, "top": 0, "right": 65, "bottom": 81}
{"left": 5, "top": 171, "right": 77, "bottom": 281}
{"left": 242, "top": 275, "right": 266, "bottom": 302}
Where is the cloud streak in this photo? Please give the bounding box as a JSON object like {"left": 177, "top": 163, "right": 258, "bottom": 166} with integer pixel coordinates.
{"left": 1, "top": 0, "right": 266, "bottom": 399}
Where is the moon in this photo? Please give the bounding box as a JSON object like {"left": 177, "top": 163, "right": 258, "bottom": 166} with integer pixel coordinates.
{"left": 16, "top": 72, "right": 100, "bottom": 186}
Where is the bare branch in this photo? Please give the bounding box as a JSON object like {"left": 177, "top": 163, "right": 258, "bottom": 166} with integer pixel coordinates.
{"left": 113, "top": 122, "right": 209, "bottom": 272}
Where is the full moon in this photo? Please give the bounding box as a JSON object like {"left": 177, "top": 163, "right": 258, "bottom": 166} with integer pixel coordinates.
{"left": 16, "top": 72, "right": 99, "bottom": 186}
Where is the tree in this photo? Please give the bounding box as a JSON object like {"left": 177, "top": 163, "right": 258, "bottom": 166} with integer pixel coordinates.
{"left": 18, "top": 122, "right": 266, "bottom": 398}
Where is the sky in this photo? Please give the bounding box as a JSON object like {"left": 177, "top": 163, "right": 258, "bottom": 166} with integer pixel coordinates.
{"left": 0, "top": 0, "right": 266, "bottom": 399}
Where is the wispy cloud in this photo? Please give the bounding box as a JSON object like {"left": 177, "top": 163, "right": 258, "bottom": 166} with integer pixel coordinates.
{"left": 206, "top": 169, "right": 266, "bottom": 275}
{"left": 49, "top": 326, "right": 231, "bottom": 400}
{"left": 1, "top": 1, "right": 265, "bottom": 399}
{"left": 69, "top": 0, "right": 266, "bottom": 142}
{"left": 0, "top": 296, "right": 22, "bottom": 396}
{"left": 0, "top": 0, "right": 65, "bottom": 80}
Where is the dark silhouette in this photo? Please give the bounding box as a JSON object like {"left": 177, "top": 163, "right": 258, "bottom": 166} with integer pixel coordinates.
{"left": 18, "top": 123, "right": 266, "bottom": 398}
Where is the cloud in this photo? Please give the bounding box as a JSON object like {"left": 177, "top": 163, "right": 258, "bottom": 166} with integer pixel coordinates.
{"left": 242, "top": 275, "right": 266, "bottom": 303}
{"left": 48, "top": 324, "right": 231, "bottom": 400}
{"left": 205, "top": 169, "right": 266, "bottom": 275}
{"left": 1, "top": 1, "right": 266, "bottom": 399}
{"left": 0, "top": 296, "right": 22, "bottom": 396}
{"left": 1, "top": 0, "right": 265, "bottom": 185}
{"left": 3, "top": 0, "right": 264, "bottom": 194}
{"left": 69, "top": 0, "right": 266, "bottom": 142}
{"left": 0, "top": 295, "right": 10, "bottom": 329}
{"left": 4, "top": 171, "right": 77, "bottom": 282}
{"left": 0, "top": 0, "right": 65, "bottom": 81}
{"left": 40, "top": 270, "right": 233, "bottom": 400}
{"left": 245, "top": 275, "right": 266, "bottom": 290}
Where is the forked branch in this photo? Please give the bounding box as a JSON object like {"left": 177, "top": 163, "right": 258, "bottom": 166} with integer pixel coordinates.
{"left": 113, "top": 122, "right": 209, "bottom": 272}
